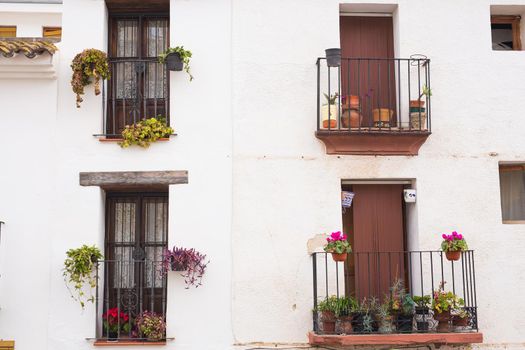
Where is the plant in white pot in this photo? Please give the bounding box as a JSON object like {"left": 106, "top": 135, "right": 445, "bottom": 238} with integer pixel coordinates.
{"left": 321, "top": 93, "right": 339, "bottom": 129}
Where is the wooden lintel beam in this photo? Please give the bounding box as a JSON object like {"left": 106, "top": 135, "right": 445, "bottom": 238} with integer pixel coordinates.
{"left": 79, "top": 171, "right": 188, "bottom": 187}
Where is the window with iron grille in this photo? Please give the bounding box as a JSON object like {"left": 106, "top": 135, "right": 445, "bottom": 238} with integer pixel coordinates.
{"left": 101, "top": 192, "right": 168, "bottom": 341}
{"left": 106, "top": 14, "right": 169, "bottom": 137}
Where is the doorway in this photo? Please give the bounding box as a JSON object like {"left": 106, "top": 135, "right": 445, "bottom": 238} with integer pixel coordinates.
{"left": 342, "top": 183, "right": 408, "bottom": 301}
{"left": 340, "top": 15, "right": 396, "bottom": 127}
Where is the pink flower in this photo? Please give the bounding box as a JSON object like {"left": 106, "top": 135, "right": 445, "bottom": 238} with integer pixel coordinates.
{"left": 342, "top": 234, "right": 347, "bottom": 240}
{"left": 458, "top": 234, "right": 463, "bottom": 240}
{"left": 442, "top": 234, "right": 447, "bottom": 239}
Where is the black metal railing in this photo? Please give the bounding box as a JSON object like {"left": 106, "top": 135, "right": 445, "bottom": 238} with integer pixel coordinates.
{"left": 94, "top": 260, "right": 167, "bottom": 341}
{"left": 316, "top": 57, "right": 431, "bottom": 133}
{"left": 96, "top": 59, "right": 169, "bottom": 138}
{"left": 312, "top": 251, "right": 478, "bottom": 335}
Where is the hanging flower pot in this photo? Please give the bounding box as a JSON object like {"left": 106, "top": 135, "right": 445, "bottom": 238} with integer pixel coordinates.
{"left": 331, "top": 252, "right": 348, "bottom": 262}
{"left": 325, "top": 48, "right": 341, "bottom": 67}
{"left": 445, "top": 250, "right": 461, "bottom": 261}
{"left": 165, "top": 52, "right": 184, "bottom": 71}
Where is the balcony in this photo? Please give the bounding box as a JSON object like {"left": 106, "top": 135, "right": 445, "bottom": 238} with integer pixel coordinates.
{"left": 89, "top": 259, "right": 169, "bottom": 345}
{"left": 309, "top": 251, "right": 483, "bottom": 346}
{"left": 315, "top": 57, "right": 431, "bottom": 155}
{"left": 95, "top": 58, "right": 169, "bottom": 139}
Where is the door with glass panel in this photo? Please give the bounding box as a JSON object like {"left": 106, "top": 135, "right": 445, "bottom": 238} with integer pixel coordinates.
{"left": 107, "top": 15, "right": 169, "bottom": 136}
{"left": 104, "top": 193, "right": 168, "bottom": 337}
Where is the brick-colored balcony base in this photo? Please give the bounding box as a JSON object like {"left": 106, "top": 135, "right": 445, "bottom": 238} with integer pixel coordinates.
{"left": 93, "top": 340, "right": 166, "bottom": 346}
{"left": 0, "top": 340, "right": 15, "bottom": 350}
{"left": 308, "top": 331, "right": 483, "bottom": 346}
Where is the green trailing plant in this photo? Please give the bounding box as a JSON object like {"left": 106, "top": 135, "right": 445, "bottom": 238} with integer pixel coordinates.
{"left": 159, "top": 46, "right": 193, "bottom": 81}
{"left": 119, "top": 117, "right": 174, "bottom": 148}
{"left": 70, "top": 48, "right": 110, "bottom": 108}
{"left": 63, "top": 245, "right": 103, "bottom": 309}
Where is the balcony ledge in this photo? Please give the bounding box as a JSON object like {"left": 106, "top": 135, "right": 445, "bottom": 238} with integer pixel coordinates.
{"left": 308, "top": 331, "right": 483, "bottom": 346}
{"left": 93, "top": 340, "right": 167, "bottom": 346}
{"left": 315, "top": 130, "right": 430, "bottom": 156}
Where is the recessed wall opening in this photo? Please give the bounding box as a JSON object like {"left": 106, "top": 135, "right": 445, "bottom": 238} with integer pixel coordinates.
{"left": 341, "top": 179, "right": 416, "bottom": 299}
{"left": 490, "top": 5, "right": 525, "bottom": 50}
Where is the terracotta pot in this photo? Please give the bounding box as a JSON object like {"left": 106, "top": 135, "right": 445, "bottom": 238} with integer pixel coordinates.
{"left": 453, "top": 316, "right": 469, "bottom": 327}
{"left": 341, "top": 110, "right": 362, "bottom": 128}
{"left": 321, "top": 310, "right": 336, "bottom": 333}
{"left": 331, "top": 252, "right": 348, "bottom": 262}
{"left": 446, "top": 251, "right": 461, "bottom": 261}
{"left": 410, "top": 100, "right": 425, "bottom": 108}
{"left": 372, "top": 108, "right": 393, "bottom": 127}
{"left": 338, "top": 315, "right": 353, "bottom": 334}
{"left": 434, "top": 310, "right": 451, "bottom": 332}
{"left": 321, "top": 105, "right": 339, "bottom": 129}
{"left": 345, "top": 95, "right": 360, "bottom": 109}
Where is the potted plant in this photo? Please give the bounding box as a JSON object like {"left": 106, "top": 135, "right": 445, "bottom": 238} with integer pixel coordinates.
{"left": 389, "top": 279, "right": 414, "bottom": 333}
{"left": 372, "top": 108, "right": 393, "bottom": 128}
{"left": 136, "top": 311, "right": 166, "bottom": 341}
{"left": 323, "top": 231, "right": 351, "bottom": 262}
{"left": 119, "top": 117, "right": 174, "bottom": 148}
{"left": 317, "top": 296, "right": 338, "bottom": 334}
{"left": 162, "top": 246, "right": 209, "bottom": 288}
{"left": 321, "top": 93, "right": 339, "bottom": 129}
{"left": 325, "top": 48, "right": 341, "bottom": 67}
{"left": 158, "top": 46, "right": 193, "bottom": 80}
{"left": 432, "top": 282, "right": 464, "bottom": 332}
{"left": 413, "top": 295, "right": 431, "bottom": 332}
{"left": 452, "top": 307, "right": 469, "bottom": 328}
{"left": 341, "top": 95, "right": 362, "bottom": 129}
{"left": 440, "top": 231, "right": 468, "bottom": 261}
{"left": 335, "top": 296, "right": 357, "bottom": 334}
{"left": 410, "top": 85, "right": 431, "bottom": 129}
{"left": 352, "top": 297, "right": 378, "bottom": 333}
{"left": 63, "top": 245, "right": 103, "bottom": 309}
{"left": 102, "top": 307, "right": 132, "bottom": 340}
{"left": 377, "top": 300, "right": 394, "bottom": 334}
{"left": 70, "top": 49, "right": 110, "bottom": 108}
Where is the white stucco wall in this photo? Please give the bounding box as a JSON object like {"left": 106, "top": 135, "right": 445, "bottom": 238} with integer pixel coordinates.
{"left": 1, "top": 0, "right": 525, "bottom": 349}
{"left": 231, "top": 0, "right": 525, "bottom": 348}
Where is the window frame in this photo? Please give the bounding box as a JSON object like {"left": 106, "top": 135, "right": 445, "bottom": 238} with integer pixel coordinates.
{"left": 499, "top": 164, "right": 525, "bottom": 224}
{"left": 42, "top": 26, "right": 62, "bottom": 40}
{"left": 491, "top": 15, "right": 522, "bottom": 51}
{"left": 0, "top": 26, "right": 16, "bottom": 38}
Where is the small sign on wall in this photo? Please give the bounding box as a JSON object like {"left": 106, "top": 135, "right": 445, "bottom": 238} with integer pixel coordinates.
{"left": 342, "top": 191, "right": 355, "bottom": 208}
{"left": 404, "top": 189, "right": 416, "bottom": 203}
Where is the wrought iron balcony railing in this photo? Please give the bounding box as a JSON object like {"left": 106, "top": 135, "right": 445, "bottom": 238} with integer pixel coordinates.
{"left": 311, "top": 250, "right": 478, "bottom": 335}
{"left": 316, "top": 57, "right": 431, "bottom": 133}
{"left": 96, "top": 58, "right": 169, "bottom": 138}
{"left": 93, "top": 259, "right": 167, "bottom": 342}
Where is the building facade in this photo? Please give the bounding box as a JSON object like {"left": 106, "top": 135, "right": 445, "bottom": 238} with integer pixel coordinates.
{"left": 1, "top": 0, "right": 525, "bottom": 349}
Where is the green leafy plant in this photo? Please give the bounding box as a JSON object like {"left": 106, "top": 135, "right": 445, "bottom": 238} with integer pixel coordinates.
{"left": 334, "top": 296, "right": 358, "bottom": 317}
{"left": 71, "top": 48, "right": 110, "bottom": 108}
{"left": 413, "top": 295, "right": 431, "bottom": 309}
{"left": 159, "top": 46, "right": 193, "bottom": 81}
{"left": 119, "top": 117, "right": 174, "bottom": 148}
{"left": 432, "top": 282, "right": 464, "bottom": 314}
{"left": 317, "top": 295, "right": 339, "bottom": 313}
{"left": 422, "top": 85, "right": 432, "bottom": 97}
{"left": 323, "top": 231, "right": 352, "bottom": 254}
{"left": 323, "top": 92, "right": 339, "bottom": 105}
{"left": 136, "top": 311, "right": 166, "bottom": 341}
{"left": 389, "top": 279, "right": 414, "bottom": 316}
{"left": 63, "top": 245, "right": 103, "bottom": 309}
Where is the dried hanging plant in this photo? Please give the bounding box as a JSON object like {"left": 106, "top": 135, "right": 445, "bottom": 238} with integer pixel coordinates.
{"left": 70, "top": 48, "right": 110, "bottom": 108}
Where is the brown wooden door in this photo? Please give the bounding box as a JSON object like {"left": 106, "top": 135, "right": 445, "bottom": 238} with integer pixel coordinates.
{"left": 351, "top": 185, "right": 405, "bottom": 301}
{"left": 104, "top": 192, "right": 168, "bottom": 336}
{"left": 340, "top": 16, "right": 396, "bottom": 127}
{"left": 107, "top": 15, "right": 169, "bottom": 136}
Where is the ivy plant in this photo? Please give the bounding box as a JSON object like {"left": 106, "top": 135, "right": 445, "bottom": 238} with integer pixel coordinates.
{"left": 119, "top": 117, "right": 173, "bottom": 148}
{"left": 71, "top": 48, "right": 110, "bottom": 108}
{"left": 158, "top": 46, "right": 193, "bottom": 81}
{"left": 63, "top": 245, "right": 103, "bottom": 309}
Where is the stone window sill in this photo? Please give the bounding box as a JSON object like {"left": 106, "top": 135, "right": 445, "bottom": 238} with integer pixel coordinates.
{"left": 308, "top": 331, "right": 483, "bottom": 346}
{"left": 93, "top": 340, "right": 167, "bottom": 346}
{"left": 98, "top": 138, "right": 171, "bottom": 143}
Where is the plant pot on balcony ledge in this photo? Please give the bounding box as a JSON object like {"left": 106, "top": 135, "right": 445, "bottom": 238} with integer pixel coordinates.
{"left": 321, "top": 311, "right": 336, "bottom": 334}
{"left": 325, "top": 48, "right": 341, "bottom": 67}
{"left": 434, "top": 310, "right": 452, "bottom": 332}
